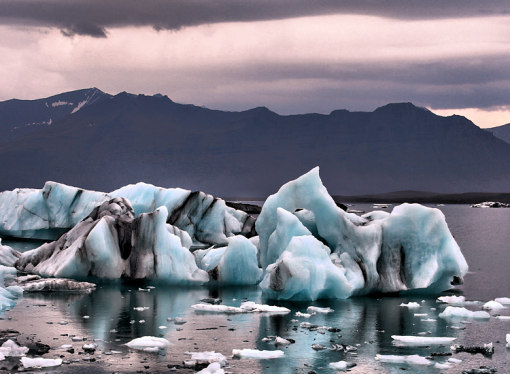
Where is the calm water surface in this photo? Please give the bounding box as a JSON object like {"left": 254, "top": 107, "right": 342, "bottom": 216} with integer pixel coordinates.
{"left": 2, "top": 204, "right": 510, "bottom": 373}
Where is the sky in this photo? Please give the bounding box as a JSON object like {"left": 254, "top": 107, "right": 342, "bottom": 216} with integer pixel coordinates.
{"left": 1, "top": 0, "right": 509, "bottom": 128}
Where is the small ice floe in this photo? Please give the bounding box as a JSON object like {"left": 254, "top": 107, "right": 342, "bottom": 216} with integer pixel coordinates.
{"left": 196, "top": 362, "right": 224, "bottom": 374}
{"left": 139, "top": 320, "right": 145, "bottom": 323}
{"left": 57, "top": 320, "right": 68, "bottom": 325}
{"left": 262, "top": 337, "right": 272, "bottom": 342}
{"left": 329, "top": 360, "right": 356, "bottom": 370}
{"left": 138, "top": 288, "right": 150, "bottom": 292}
{"left": 158, "top": 326, "right": 167, "bottom": 329}
{"left": 437, "top": 295, "right": 465, "bottom": 304}
{"left": 60, "top": 344, "right": 73, "bottom": 349}
{"left": 191, "top": 301, "right": 290, "bottom": 314}
{"left": 400, "top": 302, "right": 421, "bottom": 308}
{"left": 290, "top": 319, "right": 298, "bottom": 322}
{"left": 448, "top": 357, "right": 462, "bottom": 363}
{"left": 451, "top": 343, "right": 494, "bottom": 355}
{"left": 83, "top": 315, "right": 90, "bottom": 319}
{"left": 82, "top": 343, "right": 96, "bottom": 352}
{"left": 125, "top": 337, "right": 171, "bottom": 350}
{"left": 496, "top": 316, "right": 510, "bottom": 320}
{"left": 295, "top": 311, "right": 312, "bottom": 318}
{"left": 414, "top": 313, "right": 428, "bottom": 317}
{"left": 133, "top": 306, "right": 149, "bottom": 311}
{"left": 421, "top": 318, "right": 437, "bottom": 322}
{"left": 129, "top": 320, "right": 135, "bottom": 324}
{"left": 438, "top": 306, "right": 490, "bottom": 319}
{"left": 174, "top": 317, "right": 187, "bottom": 325}
{"left": 434, "top": 362, "right": 451, "bottom": 369}
{"left": 71, "top": 336, "right": 86, "bottom": 342}
{"left": 482, "top": 301, "right": 506, "bottom": 310}
{"left": 2, "top": 340, "right": 29, "bottom": 356}
{"left": 307, "top": 306, "right": 334, "bottom": 313}
{"left": 506, "top": 333, "right": 510, "bottom": 348}
{"left": 147, "top": 286, "right": 155, "bottom": 289}
{"left": 274, "top": 337, "right": 291, "bottom": 345}
{"left": 391, "top": 336, "right": 456, "bottom": 345}
{"left": 311, "top": 343, "right": 328, "bottom": 351}
{"left": 109, "top": 329, "right": 117, "bottom": 333}
{"left": 21, "top": 357, "right": 62, "bottom": 368}
{"left": 300, "top": 322, "right": 311, "bottom": 328}
{"left": 375, "top": 354, "right": 431, "bottom": 365}
{"left": 184, "top": 351, "right": 226, "bottom": 366}
{"left": 495, "top": 297, "right": 510, "bottom": 305}
{"left": 232, "top": 349, "right": 284, "bottom": 359}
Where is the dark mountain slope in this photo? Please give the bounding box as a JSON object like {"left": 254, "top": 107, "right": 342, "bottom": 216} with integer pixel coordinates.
{"left": 0, "top": 88, "right": 111, "bottom": 143}
{"left": 486, "top": 123, "right": 510, "bottom": 145}
{"left": 1, "top": 92, "right": 510, "bottom": 197}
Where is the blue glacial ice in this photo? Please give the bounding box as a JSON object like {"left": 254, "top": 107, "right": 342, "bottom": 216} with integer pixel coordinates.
{"left": 257, "top": 167, "right": 468, "bottom": 300}
{"left": 6, "top": 167, "right": 468, "bottom": 300}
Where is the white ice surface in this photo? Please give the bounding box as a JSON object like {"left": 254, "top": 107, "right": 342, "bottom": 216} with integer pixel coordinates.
{"left": 21, "top": 357, "right": 62, "bottom": 368}
{"left": 437, "top": 295, "right": 466, "bottom": 304}
{"left": 184, "top": 351, "right": 226, "bottom": 365}
{"left": 495, "top": 297, "right": 510, "bottom": 304}
{"left": 391, "top": 336, "right": 456, "bottom": 344}
{"left": 125, "top": 336, "right": 171, "bottom": 349}
{"left": 482, "top": 301, "right": 506, "bottom": 310}
{"left": 375, "top": 354, "right": 431, "bottom": 365}
{"left": 438, "top": 306, "right": 491, "bottom": 319}
{"left": 232, "top": 349, "right": 284, "bottom": 359}
{"left": 307, "top": 306, "right": 334, "bottom": 313}
{"left": 197, "top": 362, "right": 225, "bottom": 374}
{"left": 192, "top": 301, "right": 290, "bottom": 314}
{"left": 400, "top": 302, "right": 420, "bottom": 308}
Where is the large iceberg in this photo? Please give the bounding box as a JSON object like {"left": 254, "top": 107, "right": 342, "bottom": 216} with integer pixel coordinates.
{"left": 5, "top": 167, "right": 468, "bottom": 300}
{"left": 0, "top": 181, "right": 109, "bottom": 240}
{"left": 257, "top": 167, "right": 468, "bottom": 300}
{"left": 15, "top": 197, "right": 208, "bottom": 284}
{"left": 0, "top": 181, "right": 256, "bottom": 247}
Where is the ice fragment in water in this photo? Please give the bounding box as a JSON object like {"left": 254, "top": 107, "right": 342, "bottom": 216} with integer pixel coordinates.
{"left": 197, "top": 362, "right": 225, "bottom": 374}
{"left": 329, "top": 360, "right": 356, "bottom": 370}
{"left": 391, "top": 336, "right": 456, "bottom": 345}
{"left": 184, "top": 351, "right": 226, "bottom": 365}
{"left": 506, "top": 333, "right": 510, "bottom": 348}
{"left": 495, "top": 297, "right": 510, "bottom": 304}
{"left": 1, "top": 340, "right": 29, "bottom": 356}
{"left": 375, "top": 354, "right": 431, "bottom": 365}
{"left": 437, "top": 295, "right": 465, "bottom": 303}
{"left": 438, "top": 306, "right": 490, "bottom": 319}
{"left": 21, "top": 357, "right": 62, "bottom": 368}
{"left": 274, "top": 336, "right": 291, "bottom": 345}
{"left": 400, "top": 302, "right": 420, "bottom": 308}
{"left": 232, "top": 349, "right": 284, "bottom": 359}
{"left": 125, "top": 337, "right": 171, "bottom": 349}
{"left": 482, "top": 300, "right": 506, "bottom": 309}
{"left": 307, "top": 306, "right": 334, "bottom": 313}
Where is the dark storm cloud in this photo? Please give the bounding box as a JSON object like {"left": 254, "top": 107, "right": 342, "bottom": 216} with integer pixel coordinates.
{"left": 1, "top": 0, "right": 509, "bottom": 37}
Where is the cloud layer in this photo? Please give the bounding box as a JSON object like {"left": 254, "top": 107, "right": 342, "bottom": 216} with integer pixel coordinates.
{"left": 1, "top": 0, "right": 510, "bottom": 37}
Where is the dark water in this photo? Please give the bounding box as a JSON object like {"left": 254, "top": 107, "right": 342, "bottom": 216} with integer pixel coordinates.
{"left": 2, "top": 204, "right": 510, "bottom": 374}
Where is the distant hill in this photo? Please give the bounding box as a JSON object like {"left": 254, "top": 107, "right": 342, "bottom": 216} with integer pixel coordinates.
{"left": 0, "top": 88, "right": 110, "bottom": 143}
{"left": 1, "top": 89, "right": 510, "bottom": 197}
{"left": 486, "top": 123, "right": 510, "bottom": 145}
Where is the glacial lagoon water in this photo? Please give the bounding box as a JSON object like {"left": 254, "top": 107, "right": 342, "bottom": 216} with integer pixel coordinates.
{"left": 2, "top": 204, "right": 510, "bottom": 373}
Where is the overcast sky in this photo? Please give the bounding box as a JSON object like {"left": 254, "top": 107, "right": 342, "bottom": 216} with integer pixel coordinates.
{"left": 1, "top": 0, "right": 509, "bottom": 128}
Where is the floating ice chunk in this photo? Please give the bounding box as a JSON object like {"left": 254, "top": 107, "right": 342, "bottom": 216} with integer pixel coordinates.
{"left": 158, "top": 326, "right": 167, "bottom": 329}
{"left": 434, "top": 362, "right": 451, "bottom": 369}
{"left": 482, "top": 301, "right": 506, "bottom": 310}
{"left": 192, "top": 301, "right": 289, "bottom": 314}
{"left": 174, "top": 317, "right": 186, "bottom": 324}
{"left": 307, "top": 306, "right": 334, "bottom": 313}
{"left": 296, "top": 311, "right": 311, "bottom": 318}
{"left": 60, "top": 344, "right": 73, "bottom": 349}
{"left": 21, "top": 357, "right": 62, "bottom": 368}
{"left": 391, "top": 336, "right": 456, "bottom": 345}
{"left": 1, "top": 340, "right": 29, "bottom": 356}
{"left": 329, "top": 360, "right": 356, "bottom": 370}
{"left": 133, "top": 307, "right": 149, "bottom": 311}
{"left": 506, "top": 333, "right": 510, "bottom": 348}
{"left": 496, "top": 316, "right": 510, "bottom": 320}
{"left": 448, "top": 357, "right": 462, "bottom": 363}
{"left": 184, "top": 351, "right": 226, "bottom": 365}
{"left": 197, "top": 362, "right": 225, "bottom": 374}
{"left": 0, "top": 241, "right": 21, "bottom": 267}
{"left": 311, "top": 343, "right": 328, "bottom": 350}
{"left": 125, "top": 337, "right": 171, "bottom": 350}
{"left": 437, "top": 295, "right": 466, "bottom": 304}
{"left": 232, "top": 349, "right": 284, "bottom": 359}
{"left": 438, "top": 306, "right": 490, "bottom": 319}
{"left": 375, "top": 354, "right": 431, "bottom": 365}
{"left": 421, "top": 318, "right": 437, "bottom": 322}
{"left": 259, "top": 235, "right": 353, "bottom": 301}
{"left": 414, "top": 313, "right": 427, "bottom": 316}
{"left": 495, "top": 297, "right": 510, "bottom": 305}
{"left": 275, "top": 336, "right": 291, "bottom": 345}
{"left": 400, "top": 302, "right": 420, "bottom": 308}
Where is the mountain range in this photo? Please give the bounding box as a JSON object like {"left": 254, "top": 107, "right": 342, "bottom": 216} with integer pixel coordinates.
{"left": 1, "top": 88, "right": 510, "bottom": 198}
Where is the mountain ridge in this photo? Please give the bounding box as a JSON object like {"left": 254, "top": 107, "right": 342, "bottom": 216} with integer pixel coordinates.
{"left": 1, "top": 89, "right": 510, "bottom": 197}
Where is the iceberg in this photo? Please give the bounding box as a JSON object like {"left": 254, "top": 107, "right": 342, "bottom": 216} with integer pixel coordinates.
{"left": 0, "top": 182, "right": 110, "bottom": 240}
{"left": 438, "top": 306, "right": 490, "bottom": 319}
{"left": 0, "top": 240, "right": 21, "bottom": 267}
{"left": 0, "top": 181, "right": 256, "bottom": 248}
{"left": 15, "top": 198, "right": 208, "bottom": 284}
{"left": 256, "top": 167, "right": 468, "bottom": 300}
